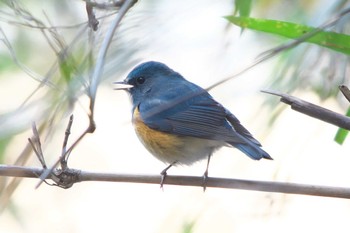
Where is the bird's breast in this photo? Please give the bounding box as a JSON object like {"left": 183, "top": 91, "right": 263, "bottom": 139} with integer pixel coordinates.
{"left": 132, "top": 106, "right": 217, "bottom": 165}
{"left": 132, "top": 106, "right": 184, "bottom": 164}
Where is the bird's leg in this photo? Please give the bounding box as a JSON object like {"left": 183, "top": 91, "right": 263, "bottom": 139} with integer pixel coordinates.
{"left": 160, "top": 161, "right": 177, "bottom": 189}
{"left": 202, "top": 153, "right": 212, "bottom": 192}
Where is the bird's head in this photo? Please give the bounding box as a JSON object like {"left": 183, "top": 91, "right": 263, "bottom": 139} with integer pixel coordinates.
{"left": 114, "top": 61, "right": 183, "bottom": 105}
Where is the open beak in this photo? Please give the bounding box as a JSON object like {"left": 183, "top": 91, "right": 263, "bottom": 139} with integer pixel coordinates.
{"left": 113, "top": 81, "right": 133, "bottom": 90}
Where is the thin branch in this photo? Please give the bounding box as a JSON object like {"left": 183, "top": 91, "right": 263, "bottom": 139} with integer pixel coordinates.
{"left": 60, "top": 114, "right": 74, "bottom": 169}
{"left": 0, "top": 165, "right": 350, "bottom": 199}
{"left": 85, "top": 2, "right": 99, "bottom": 31}
{"left": 339, "top": 85, "right": 350, "bottom": 103}
{"left": 89, "top": 0, "right": 137, "bottom": 116}
{"left": 0, "top": 27, "right": 56, "bottom": 88}
{"left": 84, "top": 0, "right": 126, "bottom": 9}
{"left": 36, "top": 115, "right": 86, "bottom": 188}
{"left": 262, "top": 90, "right": 350, "bottom": 130}
{"left": 28, "top": 122, "right": 46, "bottom": 169}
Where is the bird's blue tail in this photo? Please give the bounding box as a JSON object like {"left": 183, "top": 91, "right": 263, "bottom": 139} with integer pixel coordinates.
{"left": 234, "top": 143, "right": 272, "bottom": 160}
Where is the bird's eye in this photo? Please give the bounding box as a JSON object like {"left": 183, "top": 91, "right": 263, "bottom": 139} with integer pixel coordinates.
{"left": 136, "top": 77, "right": 145, "bottom": 84}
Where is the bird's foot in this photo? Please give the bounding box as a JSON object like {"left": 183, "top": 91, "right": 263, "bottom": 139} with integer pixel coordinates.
{"left": 202, "top": 170, "right": 209, "bottom": 192}
{"left": 160, "top": 169, "right": 167, "bottom": 190}
{"left": 159, "top": 162, "right": 176, "bottom": 190}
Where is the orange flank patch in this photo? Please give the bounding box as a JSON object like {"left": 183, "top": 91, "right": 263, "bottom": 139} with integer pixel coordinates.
{"left": 132, "top": 107, "right": 184, "bottom": 163}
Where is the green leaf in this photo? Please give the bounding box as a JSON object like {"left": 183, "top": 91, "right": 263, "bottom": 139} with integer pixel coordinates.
{"left": 0, "top": 137, "right": 12, "bottom": 163}
{"left": 58, "top": 54, "right": 76, "bottom": 83}
{"left": 182, "top": 221, "right": 196, "bottom": 233}
{"left": 234, "top": 0, "right": 252, "bottom": 17}
{"left": 224, "top": 16, "right": 350, "bottom": 55}
{"left": 0, "top": 54, "right": 16, "bottom": 74}
{"left": 334, "top": 107, "right": 350, "bottom": 144}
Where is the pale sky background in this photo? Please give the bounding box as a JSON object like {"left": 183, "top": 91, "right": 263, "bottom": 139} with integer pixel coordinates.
{"left": 1, "top": 1, "right": 350, "bottom": 233}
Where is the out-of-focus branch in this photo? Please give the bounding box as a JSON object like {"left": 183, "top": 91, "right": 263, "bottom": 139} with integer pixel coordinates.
{"left": 0, "top": 165, "right": 350, "bottom": 199}
{"left": 262, "top": 90, "right": 350, "bottom": 130}
{"left": 37, "top": 0, "right": 138, "bottom": 186}
{"left": 339, "top": 85, "right": 350, "bottom": 103}
{"left": 88, "top": 0, "right": 137, "bottom": 116}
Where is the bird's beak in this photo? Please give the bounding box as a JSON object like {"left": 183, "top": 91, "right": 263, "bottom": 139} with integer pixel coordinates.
{"left": 113, "top": 81, "right": 133, "bottom": 90}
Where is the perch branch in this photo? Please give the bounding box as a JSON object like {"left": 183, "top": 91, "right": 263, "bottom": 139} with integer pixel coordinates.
{"left": 0, "top": 165, "right": 349, "bottom": 199}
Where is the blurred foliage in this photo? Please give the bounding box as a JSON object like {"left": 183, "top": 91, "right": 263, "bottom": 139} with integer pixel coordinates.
{"left": 0, "top": 53, "right": 16, "bottom": 73}
{"left": 225, "top": 16, "right": 350, "bottom": 55}
{"left": 182, "top": 220, "right": 196, "bottom": 233}
{"left": 0, "top": 136, "right": 11, "bottom": 163}
{"left": 234, "top": 0, "right": 252, "bottom": 17}
{"left": 232, "top": 0, "right": 350, "bottom": 142}
{"left": 335, "top": 107, "right": 350, "bottom": 144}
{"left": 230, "top": 0, "right": 350, "bottom": 99}
{"left": 0, "top": 0, "right": 138, "bottom": 214}
{"left": 0, "top": 0, "right": 137, "bottom": 148}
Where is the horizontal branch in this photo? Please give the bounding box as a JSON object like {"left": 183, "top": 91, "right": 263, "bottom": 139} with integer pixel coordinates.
{"left": 1, "top": 165, "right": 350, "bottom": 199}
{"left": 262, "top": 90, "right": 350, "bottom": 130}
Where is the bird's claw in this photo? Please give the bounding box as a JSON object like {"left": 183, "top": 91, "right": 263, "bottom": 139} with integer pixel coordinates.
{"left": 202, "top": 170, "right": 209, "bottom": 192}
{"left": 159, "top": 162, "right": 176, "bottom": 190}
{"left": 160, "top": 170, "right": 167, "bottom": 190}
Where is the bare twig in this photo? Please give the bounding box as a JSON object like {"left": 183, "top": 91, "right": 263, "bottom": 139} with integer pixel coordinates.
{"left": 339, "top": 85, "right": 350, "bottom": 103}
{"left": 262, "top": 90, "right": 350, "bottom": 130}
{"left": 0, "top": 165, "right": 350, "bottom": 199}
{"left": 36, "top": 115, "right": 79, "bottom": 188}
{"left": 86, "top": 2, "right": 99, "bottom": 31}
{"left": 60, "top": 114, "right": 74, "bottom": 170}
{"left": 28, "top": 123, "right": 47, "bottom": 169}
{"left": 84, "top": 0, "right": 126, "bottom": 9}
{"left": 88, "top": 0, "right": 137, "bottom": 116}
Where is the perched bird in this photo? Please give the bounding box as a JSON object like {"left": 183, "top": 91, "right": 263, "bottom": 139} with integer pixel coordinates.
{"left": 114, "top": 61, "right": 272, "bottom": 187}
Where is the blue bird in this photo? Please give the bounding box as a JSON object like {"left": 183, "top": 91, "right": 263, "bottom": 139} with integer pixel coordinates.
{"left": 114, "top": 61, "right": 272, "bottom": 187}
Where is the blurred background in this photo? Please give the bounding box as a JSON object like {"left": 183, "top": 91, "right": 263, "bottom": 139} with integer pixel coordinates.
{"left": 1, "top": 0, "right": 350, "bottom": 232}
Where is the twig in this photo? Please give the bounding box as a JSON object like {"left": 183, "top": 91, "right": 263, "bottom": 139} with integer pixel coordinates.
{"left": 36, "top": 115, "right": 79, "bottom": 188}
{"left": 60, "top": 114, "right": 74, "bottom": 170}
{"left": 339, "top": 85, "right": 350, "bottom": 103}
{"left": 88, "top": 0, "right": 137, "bottom": 116}
{"left": 28, "top": 122, "right": 46, "bottom": 169}
{"left": 0, "top": 165, "right": 350, "bottom": 199}
{"left": 84, "top": 0, "right": 126, "bottom": 9}
{"left": 85, "top": 2, "right": 99, "bottom": 31}
{"left": 262, "top": 90, "right": 350, "bottom": 130}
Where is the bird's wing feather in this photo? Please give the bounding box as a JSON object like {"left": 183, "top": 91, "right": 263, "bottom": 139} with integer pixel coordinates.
{"left": 139, "top": 93, "right": 256, "bottom": 145}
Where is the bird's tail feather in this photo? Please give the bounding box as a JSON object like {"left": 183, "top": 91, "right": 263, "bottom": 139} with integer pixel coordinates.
{"left": 234, "top": 143, "right": 272, "bottom": 160}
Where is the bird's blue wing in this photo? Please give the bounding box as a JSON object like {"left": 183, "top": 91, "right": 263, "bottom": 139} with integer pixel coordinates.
{"left": 139, "top": 91, "right": 255, "bottom": 145}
